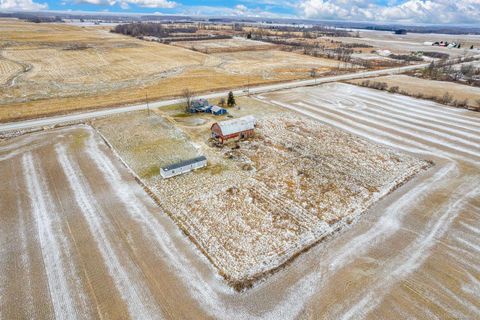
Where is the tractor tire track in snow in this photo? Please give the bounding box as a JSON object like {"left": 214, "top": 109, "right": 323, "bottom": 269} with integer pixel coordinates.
{"left": 338, "top": 182, "right": 480, "bottom": 320}
{"left": 295, "top": 100, "right": 480, "bottom": 160}
{"left": 55, "top": 143, "right": 163, "bottom": 320}
{"left": 22, "top": 153, "right": 90, "bottom": 320}
{"left": 303, "top": 91, "right": 480, "bottom": 147}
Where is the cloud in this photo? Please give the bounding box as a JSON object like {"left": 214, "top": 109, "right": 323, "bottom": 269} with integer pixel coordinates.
{"left": 178, "top": 4, "right": 290, "bottom": 18}
{"left": 121, "top": 0, "right": 176, "bottom": 8}
{"left": 76, "top": 0, "right": 176, "bottom": 9}
{"left": 0, "top": 0, "right": 48, "bottom": 10}
{"left": 234, "top": 4, "right": 248, "bottom": 14}
{"left": 298, "top": 0, "right": 480, "bottom": 24}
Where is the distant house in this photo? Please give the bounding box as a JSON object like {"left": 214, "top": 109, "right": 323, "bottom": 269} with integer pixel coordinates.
{"left": 189, "top": 99, "right": 210, "bottom": 113}
{"left": 211, "top": 115, "right": 256, "bottom": 144}
{"left": 160, "top": 156, "right": 207, "bottom": 179}
{"left": 210, "top": 105, "right": 227, "bottom": 115}
{"left": 376, "top": 49, "right": 392, "bottom": 57}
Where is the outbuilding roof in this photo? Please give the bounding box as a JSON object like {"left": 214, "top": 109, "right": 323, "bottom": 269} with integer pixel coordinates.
{"left": 210, "top": 105, "right": 224, "bottom": 113}
{"left": 214, "top": 115, "right": 256, "bottom": 136}
{"left": 161, "top": 156, "right": 207, "bottom": 172}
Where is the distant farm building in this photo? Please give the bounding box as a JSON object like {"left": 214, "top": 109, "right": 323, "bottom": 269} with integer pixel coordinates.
{"left": 160, "top": 156, "right": 207, "bottom": 179}
{"left": 210, "top": 105, "right": 227, "bottom": 115}
{"left": 189, "top": 98, "right": 227, "bottom": 115}
{"left": 211, "top": 115, "right": 256, "bottom": 144}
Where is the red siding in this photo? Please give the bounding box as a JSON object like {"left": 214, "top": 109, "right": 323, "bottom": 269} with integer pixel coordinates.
{"left": 211, "top": 124, "right": 254, "bottom": 143}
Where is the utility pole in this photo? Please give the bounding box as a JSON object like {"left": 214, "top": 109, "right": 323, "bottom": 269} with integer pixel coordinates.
{"left": 145, "top": 92, "right": 150, "bottom": 117}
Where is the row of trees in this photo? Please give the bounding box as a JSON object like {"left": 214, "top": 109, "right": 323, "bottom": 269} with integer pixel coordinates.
{"left": 248, "top": 35, "right": 355, "bottom": 64}
{"left": 112, "top": 23, "right": 197, "bottom": 38}
{"left": 249, "top": 25, "right": 353, "bottom": 38}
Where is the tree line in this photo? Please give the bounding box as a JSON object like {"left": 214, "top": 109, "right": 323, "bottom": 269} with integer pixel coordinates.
{"left": 112, "top": 23, "right": 197, "bottom": 38}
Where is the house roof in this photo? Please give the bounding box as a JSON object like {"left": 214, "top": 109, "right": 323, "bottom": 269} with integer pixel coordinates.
{"left": 161, "top": 156, "right": 207, "bottom": 172}
{"left": 214, "top": 115, "right": 256, "bottom": 136}
{"left": 211, "top": 105, "right": 225, "bottom": 113}
{"left": 191, "top": 99, "right": 209, "bottom": 107}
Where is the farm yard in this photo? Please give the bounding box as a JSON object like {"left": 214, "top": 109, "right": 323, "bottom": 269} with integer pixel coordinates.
{"left": 93, "top": 97, "right": 428, "bottom": 289}
{"left": 1, "top": 82, "right": 480, "bottom": 319}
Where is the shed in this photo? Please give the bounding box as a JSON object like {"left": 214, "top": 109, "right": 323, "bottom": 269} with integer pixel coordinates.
{"left": 198, "top": 105, "right": 212, "bottom": 113}
{"left": 211, "top": 115, "right": 256, "bottom": 143}
{"left": 160, "top": 156, "right": 207, "bottom": 179}
{"left": 210, "top": 105, "right": 227, "bottom": 115}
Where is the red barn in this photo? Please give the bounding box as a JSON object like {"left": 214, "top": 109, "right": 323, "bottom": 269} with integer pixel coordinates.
{"left": 211, "top": 115, "right": 256, "bottom": 144}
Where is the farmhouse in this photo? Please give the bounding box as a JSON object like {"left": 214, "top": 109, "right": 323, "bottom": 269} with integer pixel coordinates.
{"left": 189, "top": 98, "right": 210, "bottom": 113}
{"left": 211, "top": 115, "right": 256, "bottom": 143}
{"left": 160, "top": 156, "right": 207, "bottom": 178}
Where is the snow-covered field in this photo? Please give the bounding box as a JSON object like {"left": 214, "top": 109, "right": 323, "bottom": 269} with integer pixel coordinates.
{"left": 1, "top": 83, "right": 479, "bottom": 319}
{"left": 0, "top": 126, "right": 214, "bottom": 319}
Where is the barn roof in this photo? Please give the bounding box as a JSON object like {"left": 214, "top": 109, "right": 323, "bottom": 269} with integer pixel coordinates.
{"left": 214, "top": 115, "right": 256, "bottom": 136}
{"left": 161, "top": 156, "right": 207, "bottom": 172}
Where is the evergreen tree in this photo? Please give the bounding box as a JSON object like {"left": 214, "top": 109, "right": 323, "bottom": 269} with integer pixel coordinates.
{"left": 227, "top": 91, "right": 236, "bottom": 107}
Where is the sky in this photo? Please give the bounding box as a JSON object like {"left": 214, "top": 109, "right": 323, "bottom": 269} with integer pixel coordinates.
{"left": 1, "top": 0, "right": 480, "bottom": 24}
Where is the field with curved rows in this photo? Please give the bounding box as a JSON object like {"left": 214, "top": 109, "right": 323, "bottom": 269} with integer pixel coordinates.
{"left": 0, "top": 58, "right": 23, "bottom": 86}
{"left": 0, "top": 19, "right": 347, "bottom": 123}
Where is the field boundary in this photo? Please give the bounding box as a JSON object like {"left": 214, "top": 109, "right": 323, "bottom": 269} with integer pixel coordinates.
{"left": 90, "top": 114, "right": 432, "bottom": 291}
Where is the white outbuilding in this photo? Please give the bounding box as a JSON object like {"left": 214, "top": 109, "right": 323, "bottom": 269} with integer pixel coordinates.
{"left": 160, "top": 156, "right": 207, "bottom": 179}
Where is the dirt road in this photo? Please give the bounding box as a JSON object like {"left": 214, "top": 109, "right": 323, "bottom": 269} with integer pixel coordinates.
{"left": 1, "top": 83, "right": 479, "bottom": 319}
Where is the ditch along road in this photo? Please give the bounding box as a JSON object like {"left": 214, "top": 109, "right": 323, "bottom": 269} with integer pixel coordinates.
{"left": 0, "top": 62, "right": 433, "bottom": 133}
{"left": 1, "top": 83, "right": 479, "bottom": 319}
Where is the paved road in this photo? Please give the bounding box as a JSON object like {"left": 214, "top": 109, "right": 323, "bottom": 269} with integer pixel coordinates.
{"left": 0, "top": 61, "right": 455, "bottom": 133}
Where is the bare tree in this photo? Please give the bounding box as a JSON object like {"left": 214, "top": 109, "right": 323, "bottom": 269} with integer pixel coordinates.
{"left": 440, "top": 92, "right": 453, "bottom": 105}
{"left": 218, "top": 97, "right": 226, "bottom": 107}
{"left": 182, "top": 88, "right": 193, "bottom": 112}
{"left": 310, "top": 68, "right": 317, "bottom": 84}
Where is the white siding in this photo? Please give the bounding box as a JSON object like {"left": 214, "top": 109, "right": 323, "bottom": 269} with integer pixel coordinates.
{"left": 160, "top": 159, "right": 207, "bottom": 179}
